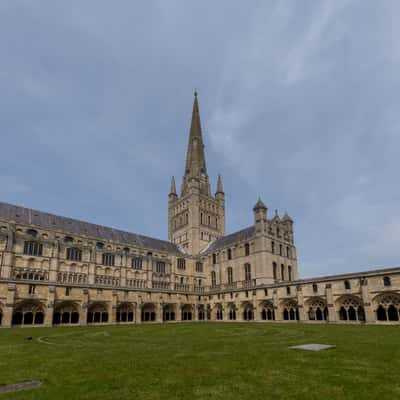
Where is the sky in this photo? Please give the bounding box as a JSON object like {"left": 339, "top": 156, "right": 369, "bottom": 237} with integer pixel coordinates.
{"left": 1, "top": 0, "right": 400, "bottom": 278}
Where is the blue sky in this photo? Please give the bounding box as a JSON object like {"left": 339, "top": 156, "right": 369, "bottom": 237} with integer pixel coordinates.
{"left": 1, "top": 1, "right": 399, "bottom": 278}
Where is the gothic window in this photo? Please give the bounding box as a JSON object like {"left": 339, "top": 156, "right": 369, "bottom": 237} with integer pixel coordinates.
{"left": 132, "top": 258, "right": 143, "bottom": 269}
{"left": 195, "top": 262, "right": 203, "bottom": 272}
{"left": 286, "top": 246, "right": 290, "bottom": 258}
{"left": 212, "top": 253, "right": 216, "bottom": 265}
{"left": 273, "top": 262, "right": 277, "bottom": 280}
{"left": 185, "top": 213, "right": 189, "bottom": 224}
{"left": 29, "top": 285, "right": 36, "bottom": 295}
{"left": 208, "top": 216, "right": 211, "bottom": 225}
{"left": 244, "top": 263, "right": 251, "bottom": 281}
{"left": 383, "top": 276, "right": 391, "bottom": 287}
{"left": 288, "top": 265, "right": 292, "bottom": 281}
{"left": 279, "top": 244, "right": 282, "bottom": 256}
{"left": 271, "top": 241, "right": 275, "bottom": 254}
{"left": 23, "top": 241, "right": 43, "bottom": 257}
{"left": 244, "top": 243, "right": 250, "bottom": 256}
{"left": 312, "top": 283, "right": 318, "bottom": 293}
{"left": 211, "top": 271, "right": 216, "bottom": 287}
{"left": 201, "top": 213, "right": 203, "bottom": 224}
{"left": 66, "top": 247, "right": 82, "bottom": 262}
{"left": 27, "top": 229, "right": 38, "bottom": 237}
{"left": 156, "top": 261, "right": 166, "bottom": 273}
{"left": 177, "top": 258, "right": 186, "bottom": 270}
{"left": 344, "top": 280, "right": 351, "bottom": 290}
{"left": 264, "top": 289, "right": 268, "bottom": 296}
{"left": 286, "top": 286, "right": 291, "bottom": 295}
{"left": 227, "top": 267, "right": 233, "bottom": 284}
{"left": 102, "top": 253, "right": 115, "bottom": 266}
{"left": 65, "top": 287, "right": 71, "bottom": 296}
{"left": 281, "top": 264, "right": 285, "bottom": 280}
{"left": 227, "top": 248, "right": 232, "bottom": 260}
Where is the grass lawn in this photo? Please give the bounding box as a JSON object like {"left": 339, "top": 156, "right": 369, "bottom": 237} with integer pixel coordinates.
{"left": 0, "top": 322, "right": 399, "bottom": 400}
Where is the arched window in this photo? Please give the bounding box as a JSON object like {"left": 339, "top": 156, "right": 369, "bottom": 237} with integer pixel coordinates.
{"left": 227, "top": 248, "right": 232, "bottom": 260}
{"left": 281, "top": 264, "right": 285, "bottom": 280}
{"left": 177, "top": 258, "right": 186, "bottom": 270}
{"left": 195, "top": 262, "right": 203, "bottom": 272}
{"left": 227, "top": 267, "right": 233, "bottom": 284}
{"left": 383, "top": 276, "right": 391, "bottom": 287}
{"left": 344, "top": 280, "right": 351, "bottom": 290}
{"left": 288, "top": 266, "right": 292, "bottom": 281}
{"left": 312, "top": 283, "right": 318, "bottom": 293}
{"left": 279, "top": 244, "right": 282, "bottom": 256}
{"left": 211, "top": 271, "right": 217, "bottom": 287}
{"left": 244, "top": 243, "right": 250, "bottom": 256}
{"left": 273, "top": 262, "right": 277, "bottom": 280}
{"left": 23, "top": 241, "right": 43, "bottom": 257}
{"left": 212, "top": 254, "right": 216, "bottom": 265}
{"left": 66, "top": 247, "right": 82, "bottom": 262}
{"left": 156, "top": 261, "right": 166, "bottom": 273}
{"left": 244, "top": 263, "right": 251, "bottom": 281}
{"left": 271, "top": 241, "right": 275, "bottom": 254}
{"left": 286, "top": 246, "right": 290, "bottom": 258}
{"left": 132, "top": 258, "right": 143, "bottom": 269}
{"left": 102, "top": 253, "right": 115, "bottom": 266}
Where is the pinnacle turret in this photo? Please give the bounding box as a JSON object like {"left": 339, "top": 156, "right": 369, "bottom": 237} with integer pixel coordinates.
{"left": 169, "top": 176, "right": 177, "bottom": 196}
{"left": 216, "top": 174, "right": 224, "bottom": 194}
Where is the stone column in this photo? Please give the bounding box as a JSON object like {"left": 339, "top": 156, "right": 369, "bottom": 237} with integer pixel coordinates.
{"left": 360, "top": 278, "right": 374, "bottom": 323}
{"left": 44, "top": 286, "right": 56, "bottom": 326}
{"left": 273, "top": 289, "right": 282, "bottom": 321}
{"left": 296, "top": 285, "right": 305, "bottom": 321}
{"left": 111, "top": 291, "right": 118, "bottom": 323}
{"left": 325, "top": 284, "right": 336, "bottom": 323}
{"left": 156, "top": 302, "right": 163, "bottom": 323}
{"left": 2, "top": 283, "right": 16, "bottom": 327}
{"left": 80, "top": 289, "right": 89, "bottom": 325}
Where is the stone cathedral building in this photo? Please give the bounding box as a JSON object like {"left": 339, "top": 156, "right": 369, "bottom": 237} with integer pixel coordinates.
{"left": 1, "top": 93, "right": 400, "bottom": 328}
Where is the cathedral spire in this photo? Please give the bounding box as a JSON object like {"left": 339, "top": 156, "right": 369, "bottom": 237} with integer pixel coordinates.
{"left": 181, "top": 92, "right": 210, "bottom": 196}
{"left": 184, "top": 91, "right": 207, "bottom": 178}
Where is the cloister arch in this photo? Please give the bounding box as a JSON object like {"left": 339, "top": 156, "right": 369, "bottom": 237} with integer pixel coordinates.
{"left": 242, "top": 302, "right": 254, "bottom": 321}
{"left": 116, "top": 302, "right": 135, "bottom": 323}
{"left": 281, "top": 299, "right": 299, "bottom": 321}
{"left": 53, "top": 301, "right": 80, "bottom": 325}
{"left": 305, "top": 297, "right": 328, "bottom": 321}
{"left": 227, "top": 303, "right": 237, "bottom": 320}
{"left": 215, "top": 303, "right": 223, "bottom": 320}
{"left": 373, "top": 293, "right": 400, "bottom": 322}
{"left": 181, "top": 304, "right": 193, "bottom": 321}
{"left": 12, "top": 300, "right": 45, "bottom": 326}
{"left": 87, "top": 302, "right": 109, "bottom": 323}
{"left": 335, "top": 295, "right": 365, "bottom": 322}
{"left": 198, "top": 304, "right": 205, "bottom": 320}
{"left": 260, "top": 300, "right": 275, "bottom": 321}
{"left": 141, "top": 303, "right": 156, "bottom": 322}
{"left": 162, "top": 303, "right": 176, "bottom": 321}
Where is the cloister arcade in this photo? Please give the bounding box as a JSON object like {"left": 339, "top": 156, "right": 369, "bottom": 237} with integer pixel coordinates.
{"left": 53, "top": 301, "right": 80, "bottom": 325}
{"left": 181, "top": 304, "right": 193, "bottom": 321}
{"left": 281, "top": 300, "right": 299, "bottom": 321}
{"left": 162, "top": 303, "right": 176, "bottom": 321}
{"left": 336, "top": 295, "right": 365, "bottom": 322}
{"left": 373, "top": 293, "right": 400, "bottom": 321}
{"left": 227, "top": 303, "right": 237, "bottom": 320}
{"left": 306, "top": 297, "right": 329, "bottom": 321}
{"left": 141, "top": 303, "right": 156, "bottom": 322}
{"left": 11, "top": 300, "right": 45, "bottom": 326}
{"left": 260, "top": 300, "right": 275, "bottom": 321}
{"left": 87, "top": 302, "right": 109, "bottom": 323}
{"left": 116, "top": 303, "right": 135, "bottom": 323}
{"left": 242, "top": 302, "right": 254, "bottom": 321}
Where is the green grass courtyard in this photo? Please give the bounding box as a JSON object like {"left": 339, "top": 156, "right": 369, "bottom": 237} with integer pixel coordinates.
{"left": 0, "top": 322, "right": 399, "bottom": 400}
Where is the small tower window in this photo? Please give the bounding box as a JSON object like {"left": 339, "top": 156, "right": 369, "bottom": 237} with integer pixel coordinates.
{"left": 312, "top": 283, "right": 318, "bottom": 293}
{"left": 211, "top": 271, "right": 217, "bottom": 287}
{"left": 212, "top": 253, "right": 217, "bottom": 265}
{"left": 344, "top": 280, "right": 351, "bottom": 290}
{"left": 227, "top": 248, "right": 232, "bottom": 260}
{"left": 271, "top": 241, "right": 275, "bottom": 254}
{"left": 195, "top": 262, "right": 203, "bottom": 272}
{"left": 227, "top": 267, "right": 233, "bottom": 284}
{"left": 279, "top": 244, "right": 283, "bottom": 256}
{"left": 383, "top": 276, "right": 391, "bottom": 287}
{"left": 177, "top": 258, "right": 186, "bottom": 270}
{"left": 281, "top": 264, "right": 285, "bottom": 280}
{"left": 273, "top": 262, "right": 277, "bottom": 280}
{"left": 288, "top": 265, "right": 292, "bottom": 281}
{"left": 286, "top": 286, "right": 291, "bottom": 295}
{"left": 244, "top": 243, "right": 250, "bottom": 256}
{"left": 244, "top": 263, "right": 251, "bottom": 281}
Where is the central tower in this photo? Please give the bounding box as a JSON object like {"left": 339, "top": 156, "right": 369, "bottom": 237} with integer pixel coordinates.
{"left": 168, "top": 92, "right": 225, "bottom": 255}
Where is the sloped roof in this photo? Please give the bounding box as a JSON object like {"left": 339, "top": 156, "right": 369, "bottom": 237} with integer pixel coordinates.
{"left": 0, "top": 201, "right": 182, "bottom": 254}
{"left": 202, "top": 226, "right": 255, "bottom": 254}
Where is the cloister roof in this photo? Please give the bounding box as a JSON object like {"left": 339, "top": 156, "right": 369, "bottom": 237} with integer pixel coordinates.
{"left": 0, "top": 201, "right": 182, "bottom": 254}
{"left": 202, "top": 226, "right": 255, "bottom": 254}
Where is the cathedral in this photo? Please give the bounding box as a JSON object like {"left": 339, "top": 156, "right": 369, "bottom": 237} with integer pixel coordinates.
{"left": 0, "top": 93, "right": 399, "bottom": 328}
